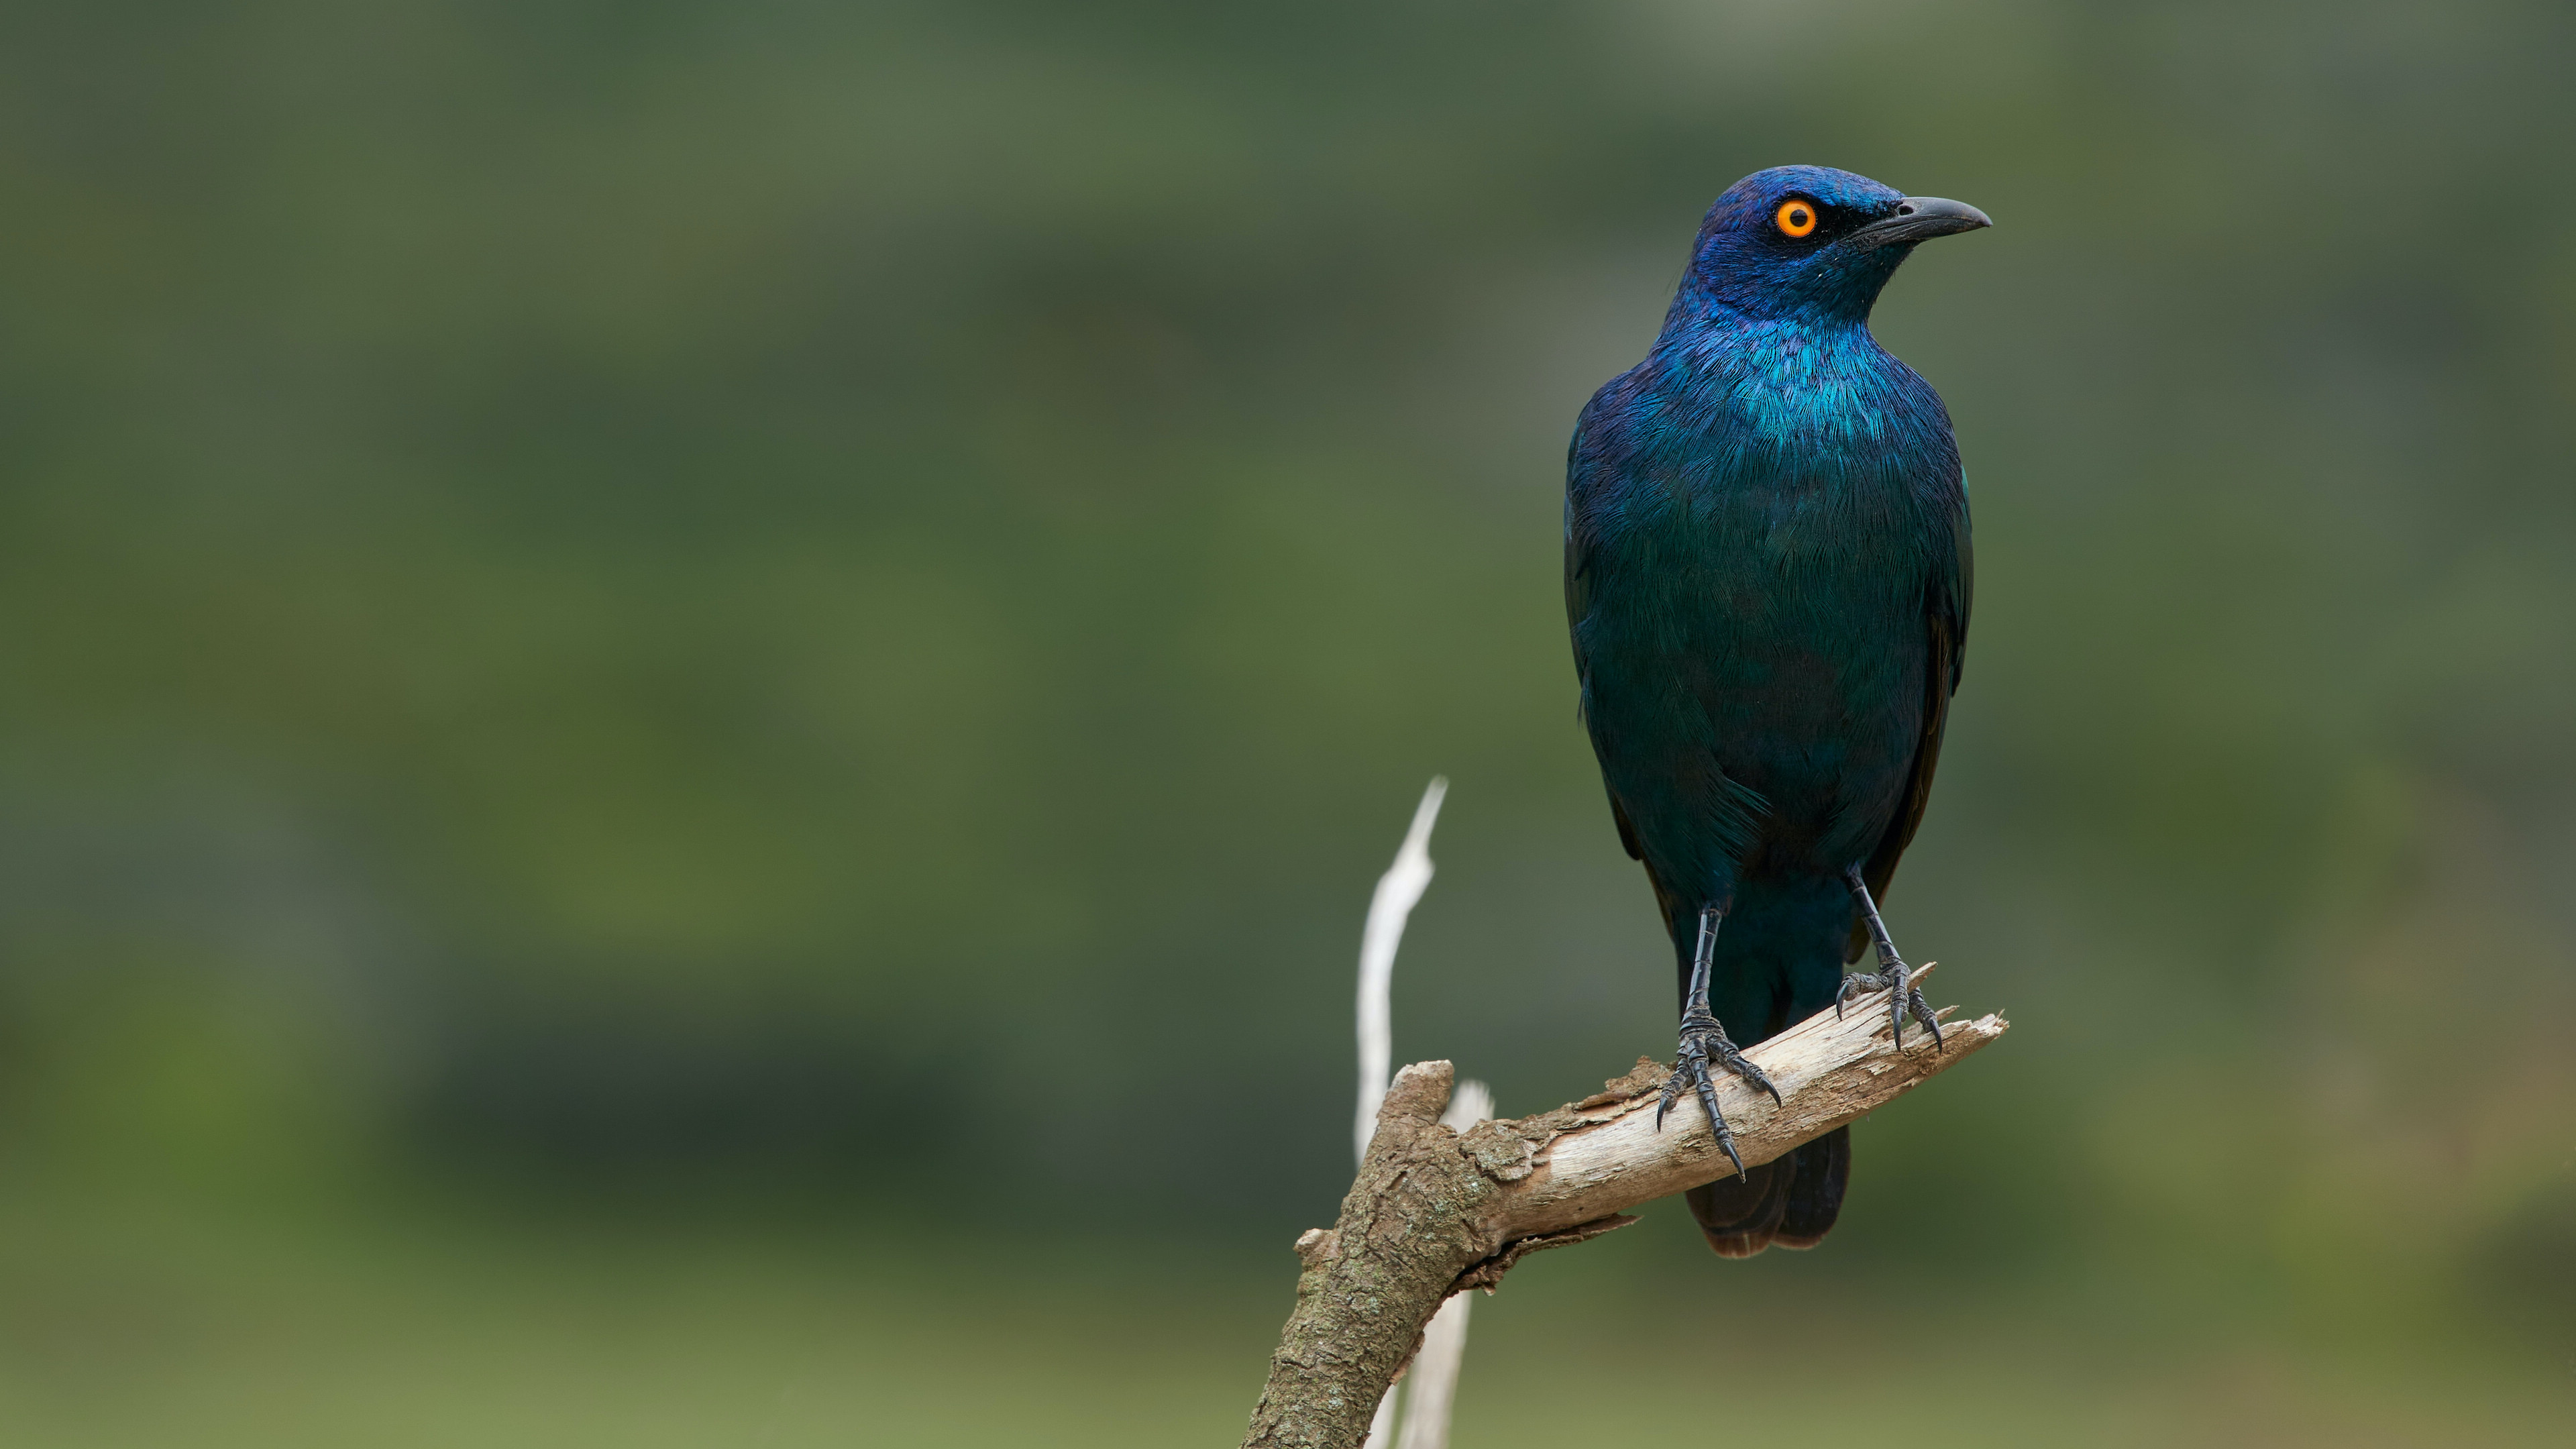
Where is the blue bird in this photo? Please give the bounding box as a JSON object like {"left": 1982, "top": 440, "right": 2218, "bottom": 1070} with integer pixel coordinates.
{"left": 1565, "top": 166, "right": 1987, "bottom": 1255}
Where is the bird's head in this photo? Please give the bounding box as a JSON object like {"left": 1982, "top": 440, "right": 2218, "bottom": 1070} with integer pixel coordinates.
{"left": 1678, "top": 165, "right": 1990, "bottom": 325}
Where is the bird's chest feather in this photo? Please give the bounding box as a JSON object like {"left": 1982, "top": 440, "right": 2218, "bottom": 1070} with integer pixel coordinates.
{"left": 1587, "top": 325, "right": 1953, "bottom": 660}
{"left": 1568, "top": 322, "right": 1959, "bottom": 829}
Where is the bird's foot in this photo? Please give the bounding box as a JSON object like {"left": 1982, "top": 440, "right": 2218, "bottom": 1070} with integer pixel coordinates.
{"left": 1655, "top": 1010, "right": 1783, "bottom": 1180}
{"left": 1835, "top": 958, "right": 1944, "bottom": 1052}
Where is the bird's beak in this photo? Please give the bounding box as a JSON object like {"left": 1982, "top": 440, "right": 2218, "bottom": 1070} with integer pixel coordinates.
{"left": 1850, "top": 197, "right": 1992, "bottom": 249}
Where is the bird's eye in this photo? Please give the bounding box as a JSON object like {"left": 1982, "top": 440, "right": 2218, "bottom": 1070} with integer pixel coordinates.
{"left": 1775, "top": 200, "right": 1817, "bottom": 237}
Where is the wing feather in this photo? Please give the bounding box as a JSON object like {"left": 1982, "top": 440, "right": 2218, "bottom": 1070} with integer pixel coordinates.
{"left": 1847, "top": 522, "right": 1972, "bottom": 962}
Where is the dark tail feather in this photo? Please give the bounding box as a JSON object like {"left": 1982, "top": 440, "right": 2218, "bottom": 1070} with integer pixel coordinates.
{"left": 1771, "top": 1125, "right": 1849, "bottom": 1249}
{"left": 1683, "top": 1126, "right": 1850, "bottom": 1256}
{"left": 1684, "top": 1160, "right": 1789, "bottom": 1258}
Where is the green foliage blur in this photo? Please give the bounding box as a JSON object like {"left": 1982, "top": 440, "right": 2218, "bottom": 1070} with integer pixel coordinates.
{"left": 3, "top": 1, "right": 2572, "bottom": 1442}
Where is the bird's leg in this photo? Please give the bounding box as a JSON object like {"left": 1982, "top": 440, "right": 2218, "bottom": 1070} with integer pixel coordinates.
{"left": 1836, "top": 865, "right": 1943, "bottom": 1051}
{"left": 1656, "top": 905, "right": 1782, "bottom": 1180}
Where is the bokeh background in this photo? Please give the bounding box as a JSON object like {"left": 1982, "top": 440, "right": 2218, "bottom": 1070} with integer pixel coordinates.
{"left": 3, "top": 1, "right": 2573, "bottom": 1444}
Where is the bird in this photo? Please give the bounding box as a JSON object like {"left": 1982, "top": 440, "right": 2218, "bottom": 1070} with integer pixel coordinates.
{"left": 1563, "top": 165, "right": 1986, "bottom": 1256}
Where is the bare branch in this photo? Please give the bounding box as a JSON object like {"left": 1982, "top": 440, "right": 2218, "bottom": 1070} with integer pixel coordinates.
{"left": 1242, "top": 979, "right": 2008, "bottom": 1449}
{"left": 1356, "top": 777, "right": 1447, "bottom": 1165}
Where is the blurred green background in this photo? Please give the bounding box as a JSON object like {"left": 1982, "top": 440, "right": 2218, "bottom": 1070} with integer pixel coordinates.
{"left": 2, "top": 1, "right": 2572, "bottom": 1444}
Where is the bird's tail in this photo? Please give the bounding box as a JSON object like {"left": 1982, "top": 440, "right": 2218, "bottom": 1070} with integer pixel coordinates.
{"left": 1674, "top": 873, "right": 1857, "bottom": 1256}
{"left": 1684, "top": 1125, "right": 1848, "bottom": 1255}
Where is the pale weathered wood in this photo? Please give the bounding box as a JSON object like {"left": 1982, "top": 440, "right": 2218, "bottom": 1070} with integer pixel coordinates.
{"left": 1242, "top": 975, "right": 2007, "bottom": 1449}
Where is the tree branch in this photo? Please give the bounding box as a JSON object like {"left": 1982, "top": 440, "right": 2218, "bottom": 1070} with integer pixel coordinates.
{"left": 1242, "top": 976, "right": 2008, "bottom": 1449}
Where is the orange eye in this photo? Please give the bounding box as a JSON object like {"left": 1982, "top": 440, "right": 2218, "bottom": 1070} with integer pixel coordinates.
{"left": 1775, "top": 200, "right": 1817, "bottom": 237}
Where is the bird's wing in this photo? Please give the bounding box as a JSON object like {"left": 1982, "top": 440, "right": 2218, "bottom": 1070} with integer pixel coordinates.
{"left": 1847, "top": 518, "right": 1972, "bottom": 963}
{"left": 1564, "top": 401, "right": 1665, "bottom": 873}
{"left": 1565, "top": 486, "right": 1646, "bottom": 865}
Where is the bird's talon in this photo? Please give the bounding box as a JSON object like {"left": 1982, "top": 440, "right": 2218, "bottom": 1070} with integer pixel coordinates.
{"left": 1843, "top": 957, "right": 1950, "bottom": 1053}
{"left": 1664, "top": 1013, "right": 1776, "bottom": 1175}
{"left": 1905, "top": 982, "right": 1945, "bottom": 1052}
{"left": 1833, "top": 970, "right": 1883, "bottom": 1022}
{"left": 1715, "top": 1129, "right": 1746, "bottom": 1180}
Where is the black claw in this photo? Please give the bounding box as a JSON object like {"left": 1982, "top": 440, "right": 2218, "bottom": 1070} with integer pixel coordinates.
{"left": 1683, "top": 1051, "right": 1747, "bottom": 1181}
{"left": 1693, "top": 1070, "right": 1731, "bottom": 1166}
{"left": 1654, "top": 1053, "right": 1688, "bottom": 1132}
{"left": 1840, "top": 866, "right": 1947, "bottom": 1053}
{"left": 1835, "top": 970, "right": 1877, "bottom": 1025}
{"left": 1908, "top": 981, "right": 1945, "bottom": 1051}
{"left": 1880, "top": 968, "right": 1939, "bottom": 1052}
{"left": 1839, "top": 963, "right": 1945, "bottom": 1052}
{"left": 1715, "top": 1126, "right": 1746, "bottom": 1180}
{"left": 1661, "top": 1012, "right": 1778, "bottom": 1181}
{"left": 1724, "top": 1046, "right": 1783, "bottom": 1107}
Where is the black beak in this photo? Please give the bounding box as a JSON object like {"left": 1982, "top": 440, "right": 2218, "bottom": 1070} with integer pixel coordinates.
{"left": 1851, "top": 196, "right": 1992, "bottom": 249}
